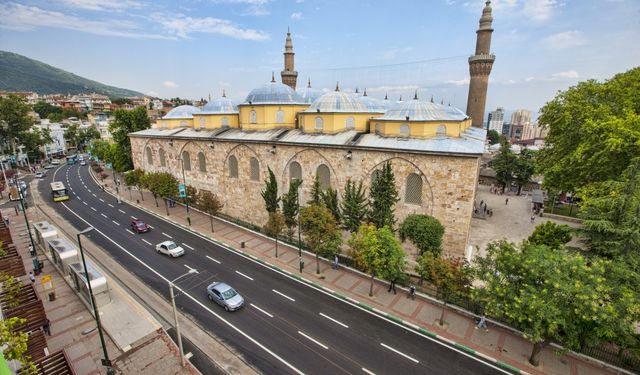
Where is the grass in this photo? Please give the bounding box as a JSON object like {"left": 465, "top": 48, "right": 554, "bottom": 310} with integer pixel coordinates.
{"left": 544, "top": 200, "right": 581, "bottom": 218}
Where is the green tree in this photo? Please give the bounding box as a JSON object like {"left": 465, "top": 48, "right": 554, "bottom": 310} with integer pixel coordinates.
{"left": 415, "top": 253, "right": 472, "bottom": 325}
{"left": 0, "top": 317, "right": 29, "bottom": 362}
{"left": 527, "top": 221, "right": 572, "bottom": 249}
{"left": 0, "top": 94, "right": 33, "bottom": 155}
{"left": 89, "top": 140, "right": 111, "bottom": 161}
{"left": 78, "top": 126, "right": 101, "bottom": 150}
{"left": 491, "top": 140, "right": 518, "bottom": 193}
{"left": 184, "top": 185, "right": 198, "bottom": 206}
{"left": 143, "top": 172, "right": 178, "bottom": 212}
{"left": 20, "top": 127, "right": 52, "bottom": 161}
{"left": 108, "top": 107, "right": 150, "bottom": 172}
{"left": 64, "top": 124, "right": 81, "bottom": 151}
{"left": 486, "top": 129, "right": 501, "bottom": 145}
{"left": 474, "top": 240, "right": 639, "bottom": 366}
{"left": 300, "top": 203, "right": 342, "bottom": 274}
{"left": 124, "top": 168, "right": 146, "bottom": 201}
{"left": 399, "top": 214, "right": 445, "bottom": 256}
{"left": 322, "top": 187, "right": 340, "bottom": 224}
{"left": 368, "top": 161, "right": 400, "bottom": 229}
{"left": 340, "top": 178, "right": 368, "bottom": 233}
{"left": 197, "top": 190, "right": 223, "bottom": 232}
{"left": 514, "top": 148, "right": 536, "bottom": 195}
{"left": 307, "top": 175, "right": 323, "bottom": 205}
{"left": 264, "top": 212, "right": 286, "bottom": 258}
{"left": 282, "top": 179, "right": 302, "bottom": 240}
{"left": 348, "top": 224, "right": 406, "bottom": 296}
{"left": 261, "top": 167, "right": 280, "bottom": 214}
{"left": 32, "top": 101, "right": 62, "bottom": 119}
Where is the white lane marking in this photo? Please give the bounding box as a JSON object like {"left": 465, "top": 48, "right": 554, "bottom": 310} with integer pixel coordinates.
{"left": 92, "top": 194, "right": 97, "bottom": 198}
{"left": 99, "top": 198, "right": 104, "bottom": 202}
{"left": 70, "top": 187, "right": 73, "bottom": 191}
{"left": 119, "top": 209, "right": 126, "bottom": 214}
{"left": 362, "top": 368, "right": 376, "bottom": 375}
{"left": 182, "top": 243, "right": 194, "bottom": 250}
{"left": 184, "top": 264, "right": 198, "bottom": 273}
{"left": 320, "top": 312, "right": 349, "bottom": 328}
{"left": 127, "top": 229, "right": 135, "bottom": 235}
{"left": 130, "top": 216, "right": 137, "bottom": 219}
{"left": 108, "top": 204, "right": 114, "bottom": 208}
{"left": 148, "top": 225, "right": 154, "bottom": 229}
{"left": 56, "top": 203, "right": 304, "bottom": 375}
{"left": 162, "top": 232, "right": 172, "bottom": 239}
{"left": 250, "top": 303, "right": 273, "bottom": 318}
{"left": 83, "top": 201, "right": 88, "bottom": 206}
{"left": 272, "top": 289, "right": 295, "bottom": 302}
{"left": 235, "top": 270, "right": 254, "bottom": 281}
{"left": 298, "top": 331, "right": 328, "bottom": 350}
{"left": 142, "top": 239, "right": 152, "bottom": 246}
{"left": 112, "top": 220, "right": 120, "bottom": 226}
{"left": 380, "top": 343, "right": 419, "bottom": 364}
{"left": 87, "top": 189, "right": 91, "bottom": 193}
{"left": 91, "top": 207, "right": 97, "bottom": 212}
{"left": 206, "top": 255, "right": 221, "bottom": 264}
{"left": 101, "top": 213, "right": 108, "bottom": 218}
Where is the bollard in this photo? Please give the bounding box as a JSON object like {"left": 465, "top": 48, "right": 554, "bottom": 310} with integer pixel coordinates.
{"left": 299, "top": 259, "right": 304, "bottom": 273}
{"left": 187, "top": 217, "right": 191, "bottom": 226}
{"left": 240, "top": 241, "right": 245, "bottom": 248}
{"left": 136, "top": 199, "right": 140, "bottom": 204}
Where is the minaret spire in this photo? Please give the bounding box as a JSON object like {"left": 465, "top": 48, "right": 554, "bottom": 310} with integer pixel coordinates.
{"left": 414, "top": 90, "right": 418, "bottom": 100}
{"left": 466, "top": 0, "right": 495, "bottom": 128}
{"left": 307, "top": 78, "right": 311, "bottom": 88}
{"left": 222, "top": 89, "right": 226, "bottom": 98}
{"left": 281, "top": 29, "right": 298, "bottom": 89}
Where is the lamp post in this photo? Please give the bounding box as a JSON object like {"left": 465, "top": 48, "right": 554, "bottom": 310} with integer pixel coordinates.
{"left": 77, "top": 227, "right": 113, "bottom": 375}
{"left": 15, "top": 177, "right": 37, "bottom": 258}
{"left": 179, "top": 156, "right": 191, "bottom": 226}
{"left": 169, "top": 268, "right": 198, "bottom": 367}
{"left": 296, "top": 183, "right": 303, "bottom": 273}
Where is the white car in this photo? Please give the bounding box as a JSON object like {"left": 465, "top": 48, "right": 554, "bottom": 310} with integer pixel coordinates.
{"left": 51, "top": 159, "right": 61, "bottom": 165}
{"left": 155, "top": 241, "right": 185, "bottom": 257}
{"left": 35, "top": 171, "right": 45, "bottom": 178}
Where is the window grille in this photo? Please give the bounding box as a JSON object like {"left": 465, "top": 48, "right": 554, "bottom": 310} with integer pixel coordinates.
{"left": 290, "top": 161, "right": 302, "bottom": 181}
{"left": 159, "top": 148, "right": 166, "bottom": 167}
{"left": 276, "top": 110, "right": 285, "bottom": 124}
{"left": 250, "top": 157, "right": 259, "bottom": 181}
{"left": 146, "top": 147, "right": 153, "bottom": 165}
{"left": 182, "top": 151, "right": 191, "bottom": 171}
{"left": 405, "top": 173, "right": 422, "bottom": 205}
{"left": 400, "top": 124, "right": 410, "bottom": 137}
{"left": 250, "top": 110, "right": 257, "bottom": 124}
{"left": 317, "top": 164, "right": 330, "bottom": 190}
{"left": 315, "top": 116, "right": 324, "bottom": 131}
{"left": 345, "top": 117, "right": 355, "bottom": 130}
{"left": 198, "top": 152, "right": 206, "bottom": 172}
{"left": 229, "top": 155, "right": 238, "bottom": 178}
{"left": 221, "top": 117, "right": 229, "bottom": 127}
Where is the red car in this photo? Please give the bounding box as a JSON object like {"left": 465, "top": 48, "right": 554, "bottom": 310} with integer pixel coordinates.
{"left": 130, "top": 218, "right": 151, "bottom": 233}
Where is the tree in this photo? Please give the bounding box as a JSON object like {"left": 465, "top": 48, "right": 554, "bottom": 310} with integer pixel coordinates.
{"left": 264, "top": 212, "right": 286, "bottom": 258}
{"left": 527, "top": 221, "right": 572, "bottom": 249}
{"left": 473, "top": 240, "right": 639, "bottom": 367}
{"left": 261, "top": 167, "right": 280, "bottom": 214}
{"left": 282, "top": 179, "right": 302, "bottom": 240}
{"left": 78, "top": 126, "right": 101, "bottom": 151}
{"left": 307, "top": 175, "right": 323, "bottom": 205}
{"left": 64, "top": 124, "right": 81, "bottom": 151}
{"left": 32, "top": 101, "right": 62, "bottom": 119}
{"left": 514, "top": 148, "right": 536, "bottom": 195}
{"left": 124, "top": 168, "right": 146, "bottom": 201}
{"left": 399, "top": 214, "right": 445, "bottom": 256}
{"left": 197, "top": 190, "right": 223, "bottom": 232}
{"left": 143, "top": 172, "right": 178, "bottom": 213}
{"left": 108, "top": 107, "right": 151, "bottom": 172}
{"left": 89, "top": 140, "right": 111, "bottom": 162}
{"left": 491, "top": 140, "right": 518, "bottom": 193}
{"left": 340, "top": 178, "right": 368, "bottom": 233}
{"left": 0, "top": 94, "right": 33, "bottom": 155}
{"left": 348, "top": 224, "right": 406, "bottom": 296}
{"left": 0, "top": 316, "right": 29, "bottom": 362}
{"left": 300, "top": 204, "right": 342, "bottom": 274}
{"left": 184, "top": 185, "right": 198, "bottom": 206}
{"left": 368, "top": 161, "right": 399, "bottom": 229}
{"left": 322, "top": 187, "right": 340, "bottom": 224}
{"left": 415, "top": 253, "right": 472, "bottom": 325}
{"left": 19, "top": 127, "right": 52, "bottom": 161}
{"left": 486, "top": 129, "right": 501, "bottom": 145}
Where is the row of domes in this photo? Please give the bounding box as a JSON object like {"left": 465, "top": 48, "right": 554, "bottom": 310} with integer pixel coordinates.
{"left": 163, "top": 81, "right": 468, "bottom": 122}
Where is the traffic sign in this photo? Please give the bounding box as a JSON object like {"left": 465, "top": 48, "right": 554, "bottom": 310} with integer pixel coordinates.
{"left": 178, "top": 183, "right": 186, "bottom": 198}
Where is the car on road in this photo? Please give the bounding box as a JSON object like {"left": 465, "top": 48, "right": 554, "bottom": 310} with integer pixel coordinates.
{"left": 44, "top": 164, "right": 55, "bottom": 169}
{"left": 206, "top": 282, "right": 245, "bottom": 311}
{"left": 80, "top": 160, "right": 87, "bottom": 166}
{"left": 51, "top": 159, "right": 61, "bottom": 165}
{"left": 130, "top": 218, "right": 150, "bottom": 233}
{"left": 155, "top": 240, "right": 184, "bottom": 257}
{"left": 35, "top": 171, "right": 46, "bottom": 178}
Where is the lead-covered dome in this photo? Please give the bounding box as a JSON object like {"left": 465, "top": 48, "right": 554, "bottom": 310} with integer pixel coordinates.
{"left": 306, "top": 91, "right": 369, "bottom": 113}
{"left": 297, "top": 86, "right": 323, "bottom": 104}
{"left": 244, "top": 81, "right": 305, "bottom": 105}
{"left": 201, "top": 95, "right": 238, "bottom": 114}
{"left": 358, "top": 91, "right": 386, "bottom": 112}
{"left": 379, "top": 99, "right": 468, "bottom": 121}
{"left": 163, "top": 105, "right": 200, "bottom": 119}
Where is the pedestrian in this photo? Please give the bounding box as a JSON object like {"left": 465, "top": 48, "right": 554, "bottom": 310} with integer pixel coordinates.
{"left": 388, "top": 279, "right": 397, "bottom": 294}
{"left": 333, "top": 254, "right": 339, "bottom": 270}
{"left": 42, "top": 319, "right": 51, "bottom": 336}
{"left": 29, "top": 271, "right": 35, "bottom": 283}
{"left": 489, "top": 209, "right": 493, "bottom": 217}
{"left": 480, "top": 200, "right": 484, "bottom": 206}
{"left": 476, "top": 316, "right": 488, "bottom": 330}
{"left": 3, "top": 216, "right": 8, "bottom": 226}
{"left": 408, "top": 285, "right": 416, "bottom": 300}
{"left": 505, "top": 198, "right": 509, "bottom": 205}
{"left": 530, "top": 215, "right": 535, "bottom": 224}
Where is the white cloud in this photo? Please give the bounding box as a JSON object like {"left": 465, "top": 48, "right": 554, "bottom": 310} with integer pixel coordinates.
{"left": 366, "top": 85, "right": 419, "bottom": 93}
{"left": 240, "top": 5, "right": 270, "bottom": 16}
{"left": 0, "top": 3, "right": 172, "bottom": 39}
{"left": 542, "top": 31, "right": 586, "bottom": 49}
{"left": 151, "top": 13, "right": 270, "bottom": 41}
{"left": 446, "top": 78, "right": 470, "bottom": 86}
{"left": 290, "top": 12, "right": 302, "bottom": 20}
{"left": 163, "top": 81, "right": 178, "bottom": 88}
{"left": 523, "top": 0, "right": 559, "bottom": 21}
{"left": 551, "top": 70, "right": 579, "bottom": 79}
{"left": 59, "top": 0, "right": 143, "bottom": 11}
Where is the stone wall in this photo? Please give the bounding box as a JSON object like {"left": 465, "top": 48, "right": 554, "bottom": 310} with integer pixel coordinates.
{"left": 131, "top": 136, "right": 480, "bottom": 258}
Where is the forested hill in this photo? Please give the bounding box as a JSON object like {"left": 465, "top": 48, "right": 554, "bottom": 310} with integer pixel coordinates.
{"left": 0, "top": 50, "right": 143, "bottom": 97}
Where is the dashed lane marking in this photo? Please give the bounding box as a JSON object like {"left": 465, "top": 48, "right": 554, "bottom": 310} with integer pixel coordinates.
{"left": 142, "top": 239, "right": 152, "bottom": 246}
{"left": 112, "top": 221, "right": 120, "bottom": 226}
{"left": 206, "top": 256, "right": 221, "bottom": 264}
{"left": 250, "top": 304, "right": 273, "bottom": 318}
{"left": 380, "top": 343, "right": 419, "bottom": 364}
{"left": 182, "top": 243, "right": 194, "bottom": 250}
{"left": 272, "top": 289, "right": 295, "bottom": 302}
{"left": 235, "top": 271, "right": 254, "bottom": 281}
{"left": 320, "top": 313, "right": 349, "bottom": 328}
{"left": 298, "top": 331, "right": 328, "bottom": 350}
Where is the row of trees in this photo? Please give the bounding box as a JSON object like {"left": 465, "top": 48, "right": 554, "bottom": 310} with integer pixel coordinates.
{"left": 0, "top": 95, "right": 54, "bottom": 162}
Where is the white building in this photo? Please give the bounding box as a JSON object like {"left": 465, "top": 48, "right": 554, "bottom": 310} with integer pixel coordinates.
{"left": 487, "top": 107, "right": 504, "bottom": 133}
{"left": 36, "top": 119, "right": 67, "bottom": 158}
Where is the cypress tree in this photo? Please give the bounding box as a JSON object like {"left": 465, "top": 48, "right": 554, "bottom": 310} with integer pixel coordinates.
{"left": 261, "top": 167, "right": 280, "bottom": 213}
{"left": 308, "top": 175, "right": 323, "bottom": 205}
{"left": 282, "top": 178, "right": 302, "bottom": 240}
{"left": 368, "top": 161, "right": 399, "bottom": 229}
{"left": 340, "top": 178, "right": 368, "bottom": 233}
{"left": 322, "top": 187, "right": 340, "bottom": 224}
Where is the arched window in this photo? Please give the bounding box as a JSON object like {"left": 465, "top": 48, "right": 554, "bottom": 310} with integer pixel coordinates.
{"left": 249, "top": 110, "right": 257, "bottom": 124}
{"left": 315, "top": 116, "right": 324, "bottom": 131}
{"left": 249, "top": 157, "right": 259, "bottom": 181}
{"left": 159, "top": 148, "right": 166, "bottom": 167}
{"left": 289, "top": 161, "right": 302, "bottom": 181}
{"left": 229, "top": 155, "right": 238, "bottom": 178}
{"left": 371, "top": 169, "right": 382, "bottom": 185}
{"left": 199, "top": 117, "right": 206, "bottom": 129}
{"left": 221, "top": 117, "right": 229, "bottom": 127}
{"left": 375, "top": 123, "right": 381, "bottom": 135}
{"left": 181, "top": 151, "right": 191, "bottom": 171}
{"left": 436, "top": 124, "right": 446, "bottom": 136}
{"left": 399, "top": 123, "right": 410, "bottom": 137}
{"left": 316, "top": 164, "right": 330, "bottom": 191}
{"left": 198, "top": 152, "right": 206, "bottom": 172}
{"left": 345, "top": 116, "right": 355, "bottom": 130}
{"left": 276, "top": 110, "right": 285, "bottom": 124}
{"left": 405, "top": 173, "right": 422, "bottom": 205}
{"left": 145, "top": 146, "right": 153, "bottom": 165}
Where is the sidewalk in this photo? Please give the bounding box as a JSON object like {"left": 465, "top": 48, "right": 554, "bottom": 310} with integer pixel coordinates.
{"left": 100, "top": 172, "right": 627, "bottom": 375}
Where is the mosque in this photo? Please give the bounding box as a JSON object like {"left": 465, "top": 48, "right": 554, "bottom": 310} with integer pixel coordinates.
{"left": 129, "top": 2, "right": 495, "bottom": 259}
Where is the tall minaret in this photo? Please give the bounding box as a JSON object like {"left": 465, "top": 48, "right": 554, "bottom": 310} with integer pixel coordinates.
{"left": 281, "top": 29, "right": 298, "bottom": 90}
{"left": 466, "top": 1, "right": 495, "bottom": 128}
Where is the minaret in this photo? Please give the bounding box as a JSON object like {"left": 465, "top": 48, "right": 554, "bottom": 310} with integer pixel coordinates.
{"left": 281, "top": 28, "right": 298, "bottom": 90}
{"left": 466, "top": 1, "right": 495, "bottom": 128}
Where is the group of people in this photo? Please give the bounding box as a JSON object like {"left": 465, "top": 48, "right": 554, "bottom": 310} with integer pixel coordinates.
{"left": 474, "top": 200, "right": 493, "bottom": 217}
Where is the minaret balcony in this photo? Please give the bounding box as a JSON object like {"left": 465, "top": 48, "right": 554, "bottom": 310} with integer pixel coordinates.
{"left": 468, "top": 54, "right": 495, "bottom": 63}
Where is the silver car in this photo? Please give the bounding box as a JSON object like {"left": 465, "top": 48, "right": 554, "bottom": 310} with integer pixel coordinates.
{"left": 206, "top": 282, "right": 244, "bottom": 311}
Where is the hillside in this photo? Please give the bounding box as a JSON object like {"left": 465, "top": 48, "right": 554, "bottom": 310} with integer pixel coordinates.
{"left": 0, "top": 51, "right": 143, "bottom": 98}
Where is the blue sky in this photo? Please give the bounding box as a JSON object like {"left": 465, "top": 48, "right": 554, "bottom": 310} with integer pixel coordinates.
{"left": 1, "top": 0, "right": 639, "bottom": 120}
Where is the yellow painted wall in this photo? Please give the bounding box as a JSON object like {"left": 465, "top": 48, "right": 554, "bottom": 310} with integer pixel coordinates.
{"left": 192, "top": 114, "right": 240, "bottom": 130}
{"left": 299, "top": 112, "right": 376, "bottom": 133}
{"left": 156, "top": 118, "right": 194, "bottom": 129}
{"left": 369, "top": 120, "right": 469, "bottom": 138}
{"left": 238, "top": 104, "right": 309, "bottom": 131}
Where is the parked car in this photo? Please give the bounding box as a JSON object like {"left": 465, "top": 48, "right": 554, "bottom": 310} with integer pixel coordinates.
{"left": 155, "top": 241, "right": 184, "bottom": 257}
{"left": 35, "top": 171, "right": 45, "bottom": 178}
{"left": 80, "top": 160, "right": 87, "bottom": 166}
{"left": 206, "top": 282, "right": 245, "bottom": 311}
{"left": 43, "top": 164, "right": 55, "bottom": 169}
{"left": 130, "top": 218, "right": 150, "bottom": 233}
{"left": 51, "top": 159, "right": 60, "bottom": 165}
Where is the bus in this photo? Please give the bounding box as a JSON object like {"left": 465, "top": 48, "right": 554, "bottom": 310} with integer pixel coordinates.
{"left": 50, "top": 182, "right": 69, "bottom": 202}
{"left": 66, "top": 155, "right": 78, "bottom": 165}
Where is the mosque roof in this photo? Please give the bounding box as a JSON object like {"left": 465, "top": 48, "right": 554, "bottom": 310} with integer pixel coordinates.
{"left": 243, "top": 81, "right": 306, "bottom": 105}
{"left": 358, "top": 92, "right": 387, "bottom": 112}
{"left": 163, "top": 105, "right": 200, "bottom": 119}
{"left": 297, "top": 86, "right": 323, "bottom": 104}
{"left": 305, "top": 90, "right": 370, "bottom": 113}
{"left": 377, "top": 99, "right": 468, "bottom": 121}
{"left": 200, "top": 95, "right": 238, "bottom": 114}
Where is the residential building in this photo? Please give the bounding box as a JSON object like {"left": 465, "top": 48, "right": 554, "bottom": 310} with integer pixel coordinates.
{"left": 486, "top": 107, "right": 504, "bottom": 133}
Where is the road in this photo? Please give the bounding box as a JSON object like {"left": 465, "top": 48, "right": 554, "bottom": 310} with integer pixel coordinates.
{"left": 37, "top": 162, "right": 508, "bottom": 375}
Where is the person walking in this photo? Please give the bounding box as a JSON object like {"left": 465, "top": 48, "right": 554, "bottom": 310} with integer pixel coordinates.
{"left": 42, "top": 319, "right": 51, "bottom": 336}
{"left": 531, "top": 215, "right": 536, "bottom": 224}
{"left": 408, "top": 285, "right": 416, "bottom": 300}
{"left": 476, "top": 316, "right": 488, "bottom": 331}
{"left": 333, "top": 254, "right": 339, "bottom": 270}
{"left": 505, "top": 197, "right": 509, "bottom": 205}
{"left": 388, "top": 279, "right": 397, "bottom": 294}
{"left": 29, "top": 272, "right": 35, "bottom": 283}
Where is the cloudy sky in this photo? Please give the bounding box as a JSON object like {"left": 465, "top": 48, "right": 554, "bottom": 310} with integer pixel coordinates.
{"left": 1, "top": 0, "right": 638, "bottom": 120}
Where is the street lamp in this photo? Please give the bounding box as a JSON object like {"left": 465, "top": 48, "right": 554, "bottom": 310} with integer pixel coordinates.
{"left": 296, "top": 182, "right": 303, "bottom": 273}
{"left": 14, "top": 177, "right": 37, "bottom": 259}
{"left": 77, "top": 227, "right": 113, "bottom": 375}
{"left": 179, "top": 155, "right": 191, "bottom": 226}
{"left": 169, "top": 268, "right": 198, "bottom": 367}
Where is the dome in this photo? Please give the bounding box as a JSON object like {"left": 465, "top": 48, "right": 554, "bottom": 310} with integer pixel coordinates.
{"left": 163, "top": 105, "right": 200, "bottom": 119}
{"left": 244, "top": 81, "right": 306, "bottom": 105}
{"left": 306, "top": 91, "right": 369, "bottom": 113}
{"left": 201, "top": 95, "right": 238, "bottom": 114}
{"left": 358, "top": 93, "right": 386, "bottom": 112}
{"left": 379, "top": 99, "right": 468, "bottom": 121}
{"left": 297, "top": 87, "right": 323, "bottom": 104}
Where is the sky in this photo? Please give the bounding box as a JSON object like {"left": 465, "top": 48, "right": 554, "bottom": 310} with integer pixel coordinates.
{"left": 1, "top": 0, "right": 639, "bottom": 121}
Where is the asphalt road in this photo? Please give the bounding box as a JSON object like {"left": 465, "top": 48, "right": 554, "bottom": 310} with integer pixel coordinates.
{"left": 37, "top": 163, "right": 508, "bottom": 375}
